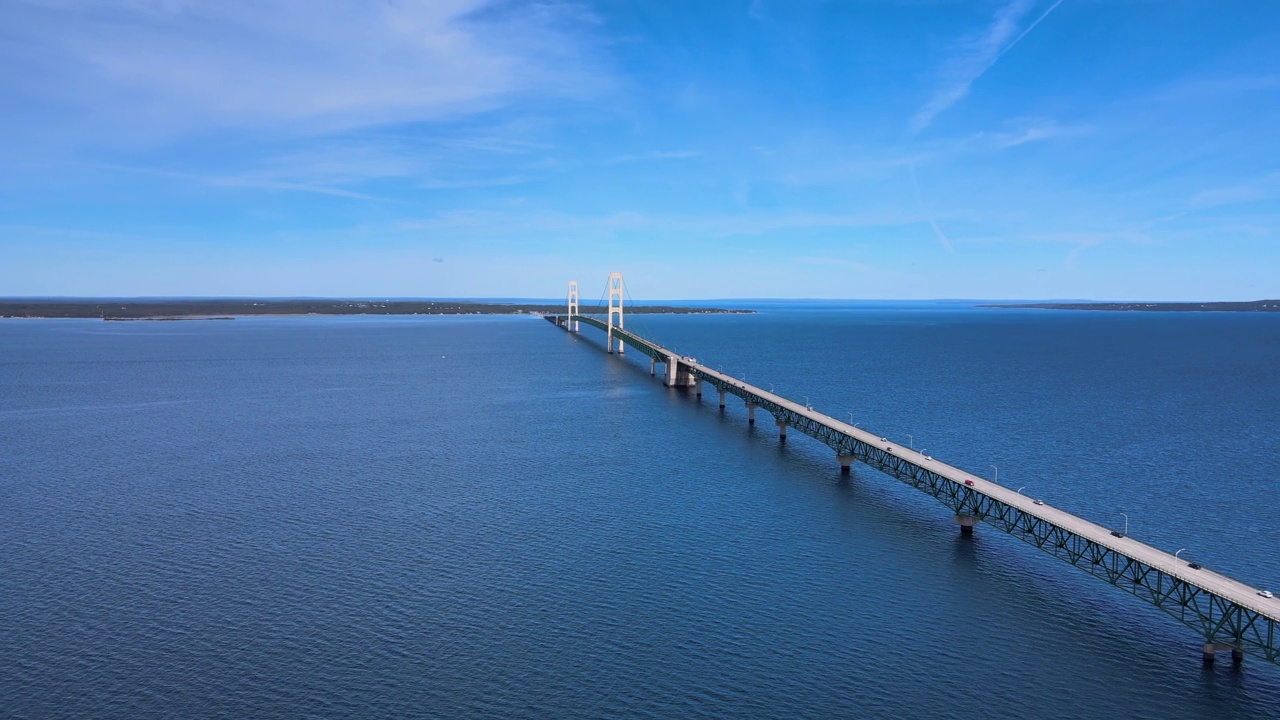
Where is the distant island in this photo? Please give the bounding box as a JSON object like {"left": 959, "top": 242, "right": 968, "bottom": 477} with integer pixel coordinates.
{"left": 983, "top": 300, "right": 1280, "bottom": 312}
{"left": 0, "top": 299, "right": 754, "bottom": 320}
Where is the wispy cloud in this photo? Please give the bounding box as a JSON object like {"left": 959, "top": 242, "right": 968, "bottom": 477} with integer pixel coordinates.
{"left": 392, "top": 206, "right": 928, "bottom": 239}
{"left": 69, "top": 135, "right": 559, "bottom": 198}
{"left": 606, "top": 150, "right": 703, "bottom": 164}
{"left": 1153, "top": 74, "right": 1280, "bottom": 104}
{"left": 909, "top": 0, "right": 1065, "bottom": 135}
{"left": 908, "top": 162, "right": 954, "bottom": 252}
{"left": 419, "top": 176, "right": 534, "bottom": 190}
{"left": 1065, "top": 238, "right": 1103, "bottom": 272}
{"left": 87, "top": 163, "right": 386, "bottom": 200}
{"left": 0, "top": 0, "right": 608, "bottom": 142}
{"left": 982, "top": 119, "right": 1086, "bottom": 149}
{"left": 1188, "top": 173, "right": 1280, "bottom": 208}
{"left": 795, "top": 256, "right": 876, "bottom": 273}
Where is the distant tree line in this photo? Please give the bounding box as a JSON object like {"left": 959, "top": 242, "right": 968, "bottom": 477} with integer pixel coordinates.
{"left": 0, "top": 300, "right": 754, "bottom": 319}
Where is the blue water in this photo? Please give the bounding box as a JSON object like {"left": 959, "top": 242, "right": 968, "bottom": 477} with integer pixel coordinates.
{"left": 2, "top": 306, "right": 1279, "bottom": 718}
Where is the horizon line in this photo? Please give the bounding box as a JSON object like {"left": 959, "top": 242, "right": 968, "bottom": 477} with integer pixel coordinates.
{"left": 3, "top": 296, "right": 1279, "bottom": 304}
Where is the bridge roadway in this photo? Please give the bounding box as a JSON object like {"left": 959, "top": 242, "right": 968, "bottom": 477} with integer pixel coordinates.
{"left": 551, "top": 312, "right": 1279, "bottom": 666}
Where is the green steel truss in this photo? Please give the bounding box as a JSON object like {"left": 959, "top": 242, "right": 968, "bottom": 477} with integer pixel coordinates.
{"left": 552, "top": 313, "right": 1279, "bottom": 665}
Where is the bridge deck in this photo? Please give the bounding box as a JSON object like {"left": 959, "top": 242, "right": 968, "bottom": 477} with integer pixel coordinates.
{"left": 696, "top": 364, "right": 1277, "bottom": 619}
{"left": 555, "top": 312, "right": 1279, "bottom": 663}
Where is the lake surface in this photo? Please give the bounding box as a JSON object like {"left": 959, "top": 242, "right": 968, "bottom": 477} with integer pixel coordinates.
{"left": 3, "top": 305, "right": 1279, "bottom": 718}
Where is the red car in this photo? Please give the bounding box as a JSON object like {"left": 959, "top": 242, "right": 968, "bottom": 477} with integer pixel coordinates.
{"left": 964, "top": 480, "right": 975, "bottom": 486}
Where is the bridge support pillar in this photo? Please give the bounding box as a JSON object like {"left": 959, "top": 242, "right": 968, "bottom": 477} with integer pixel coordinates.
{"left": 1201, "top": 643, "right": 1244, "bottom": 666}
{"left": 567, "top": 281, "right": 580, "bottom": 333}
{"left": 607, "top": 272, "right": 625, "bottom": 354}
{"left": 776, "top": 420, "right": 788, "bottom": 442}
{"left": 650, "top": 357, "right": 656, "bottom": 376}
{"left": 719, "top": 390, "right": 726, "bottom": 411}
{"left": 662, "top": 356, "right": 697, "bottom": 388}
{"left": 838, "top": 455, "right": 855, "bottom": 475}
{"left": 694, "top": 379, "right": 702, "bottom": 398}
{"left": 953, "top": 515, "right": 978, "bottom": 536}
{"left": 747, "top": 403, "right": 756, "bottom": 426}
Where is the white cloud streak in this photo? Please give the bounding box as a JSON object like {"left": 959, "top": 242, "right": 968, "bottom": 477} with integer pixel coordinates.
{"left": 606, "top": 150, "right": 703, "bottom": 164}
{"left": 391, "top": 206, "right": 928, "bottom": 239}
{"left": 0, "top": 0, "right": 606, "bottom": 142}
{"left": 908, "top": 162, "right": 954, "bottom": 252}
{"left": 909, "top": 0, "right": 1065, "bottom": 135}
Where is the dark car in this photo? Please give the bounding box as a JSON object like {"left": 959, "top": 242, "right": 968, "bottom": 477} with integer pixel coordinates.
{"left": 1188, "top": 562, "right": 1202, "bottom": 570}
{"left": 1110, "top": 531, "right": 1125, "bottom": 538}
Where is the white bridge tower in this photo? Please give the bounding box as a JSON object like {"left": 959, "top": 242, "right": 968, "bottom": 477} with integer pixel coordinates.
{"left": 566, "top": 281, "right": 580, "bottom": 332}
{"left": 607, "top": 271, "right": 624, "bottom": 354}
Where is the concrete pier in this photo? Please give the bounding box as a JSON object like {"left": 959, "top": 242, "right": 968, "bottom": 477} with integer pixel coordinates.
{"left": 838, "top": 455, "right": 855, "bottom": 475}
{"left": 1202, "top": 643, "right": 1245, "bottom": 666}
{"left": 747, "top": 403, "right": 756, "bottom": 426}
{"left": 650, "top": 357, "right": 656, "bottom": 376}
{"left": 776, "top": 419, "right": 788, "bottom": 441}
{"left": 954, "top": 514, "right": 978, "bottom": 536}
{"left": 719, "top": 389, "right": 726, "bottom": 411}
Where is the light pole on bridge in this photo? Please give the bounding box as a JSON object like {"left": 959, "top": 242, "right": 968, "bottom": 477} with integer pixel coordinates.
{"left": 906, "top": 434, "right": 912, "bottom": 449}
{"left": 991, "top": 465, "right": 998, "bottom": 484}
{"left": 1120, "top": 512, "right": 1129, "bottom": 535}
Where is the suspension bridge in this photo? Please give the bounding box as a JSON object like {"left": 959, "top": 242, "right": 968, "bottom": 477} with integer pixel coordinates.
{"left": 546, "top": 272, "right": 1279, "bottom": 668}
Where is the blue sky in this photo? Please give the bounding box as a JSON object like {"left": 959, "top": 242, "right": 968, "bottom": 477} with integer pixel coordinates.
{"left": 1, "top": 1, "right": 1278, "bottom": 300}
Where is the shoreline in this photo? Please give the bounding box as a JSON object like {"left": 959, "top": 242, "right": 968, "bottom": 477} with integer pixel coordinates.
{"left": 982, "top": 300, "right": 1280, "bottom": 312}
{"left": 0, "top": 300, "right": 756, "bottom": 320}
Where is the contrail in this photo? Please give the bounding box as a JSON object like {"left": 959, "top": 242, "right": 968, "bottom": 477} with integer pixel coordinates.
{"left": 909, "top": 0, "right": 1067, "bottom": 134}
{"left": 997, "top": 0, "right": 1066, "bottom": 62}
{"left": 909, "top": 162, "right": 954, "bottom": 253}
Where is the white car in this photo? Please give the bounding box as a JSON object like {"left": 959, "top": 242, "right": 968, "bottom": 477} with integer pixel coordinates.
{"left": 1033, "top": 499, "right": 1045, "bottom": 506}
{"left": 1260, "top": 590, "right": 1275, "bottom": 599}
